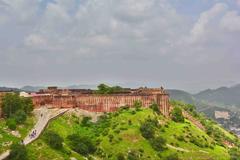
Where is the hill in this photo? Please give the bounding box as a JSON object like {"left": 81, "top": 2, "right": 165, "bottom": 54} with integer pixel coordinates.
{"left": 25, "top": 102, "right": 240, "bottom": 160}
{"left": 194, "top": 84, "right": 240, "bottom": 108}
{"left": 167, "top": 90, "right": 195, "bottom": 105}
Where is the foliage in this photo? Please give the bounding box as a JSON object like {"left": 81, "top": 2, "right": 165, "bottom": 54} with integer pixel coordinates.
{"left": 81, "top": 116, "right": 92, "bottom": 127}
{"left": 171, "top": 107, "right": 184, "bottom": 123}
{"left": 166, "top": 153, "right": 179, "bottom": 160}
{"left": 67, "top": 134, "right": 96, "bottom": 156}
{"left": 95, "top": 83, "right": 125, "bottom": 94}
{"left": 116, "top": 152, "right": 125, "bottom": 160}
{"left": 6, "top": 118, "right": 17, "bottom": 130}
{"left": 140, "top": 118, "right": 157, "bottom": 139}
{"left": 133, "top": 100, "right": 142, "bottom": 110}
{"left": 9, "top": 143, "right": 28, "bottom": 160}
{"left": 150, "top": 103, "right": 160, "bottom": 114}
{"left": 1, "top": 93, "right": 33, "bottom": 118}
{"left": 150, "top": 136, "right": 166, "bottom": 151}
{"left": 127, "top": 150, "right": 140, "bottom": 160}
{"left": 14, "top": 110, "right": 27, "bottom": 124}
{"left": 229, "top": 148, "right": 240, "bottom": 160}
{"left": 43, "top": 131, "right": 63, "bottom": 149}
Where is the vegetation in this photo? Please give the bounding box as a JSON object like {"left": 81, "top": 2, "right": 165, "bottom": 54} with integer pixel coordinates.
{"left": 95, "top": 84, "right": 126, "bottom": 94}
{"left": 171, "top": 107, "right": 184, "bottom": 123}
{"left": 25, "top": 101, "right": 236, "bottom": 160}
{"left": 1, "top": 93, "right": 33, "bottom": 130}
{"left": 43, "top": 131, "right": 63, "bottom": 150}
{"left": 9, "top": 143, "right": 28, "bottom": 160}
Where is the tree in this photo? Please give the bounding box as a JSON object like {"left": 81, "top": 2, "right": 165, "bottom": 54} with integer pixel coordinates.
{"left": 127, "top": 150, "right": 139, "bottom": 160}
{"left": 67, "top": 134, "right": 96, "bottom": 156}
{"left": 150, "top": 136, "right": 166, "bottom": 151}
{"left": 1, "top": 93, "right": 33, "bottom": 119}
{"left": 116, "top": 153, "right": 125, "bottom": 160}
{"left": 140, "top": 120, "right": 155, "bottom": 139}
{"left": 150, "top": 103, "right": 160, "bottom": 114}
{"left": 6, "top": 118, "right": 17, "bottom": 130}
{"left": 171, "top": 107, "right": 184, "bottom": 123}
{"left": 14, "top": 110, "right": 27, "bottom": 124}
{"left": 43, "top": 131, "right": 63, "bottom": 149}
{"left": 9, "top": 143, "right": 28, "bottom": 160}
{"left": 166, "top": 153, "right": 179, "bottom": 160}
{"left": 133, "top": 100, "right": 142, "bottom": 111}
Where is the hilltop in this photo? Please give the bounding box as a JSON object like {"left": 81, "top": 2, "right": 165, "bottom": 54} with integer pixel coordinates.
{"left": 23, "top": 101, "right": 240, "bottom": 160}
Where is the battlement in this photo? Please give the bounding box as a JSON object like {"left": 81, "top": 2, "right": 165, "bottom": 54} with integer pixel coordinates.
{"left": 26, "top": 86, "right": 170, "bottom": 116}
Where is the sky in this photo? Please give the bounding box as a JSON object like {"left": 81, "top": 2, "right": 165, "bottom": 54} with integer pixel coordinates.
{"left": 0, "top": 0, "right": 240, "bottom": 93}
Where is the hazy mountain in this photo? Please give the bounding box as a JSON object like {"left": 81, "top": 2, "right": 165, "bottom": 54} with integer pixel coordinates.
{"left": 194, "top": 84, "right": 240, "bottom": 107}
{"left": 21, "top": 86, "right": 46, "bottom": 92}
{"left": 167, "top": 89, "right": 195, "bottom": 104}
{"left": 0, "top": 87, "right": 20, "bottom": 92}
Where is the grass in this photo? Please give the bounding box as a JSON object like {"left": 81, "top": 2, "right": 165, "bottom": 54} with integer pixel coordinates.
{"left": 0, "top": 115, "right": 36, "bottom": 154}
{"left": 26, "top": 107, "right": 233, "bottom": 160}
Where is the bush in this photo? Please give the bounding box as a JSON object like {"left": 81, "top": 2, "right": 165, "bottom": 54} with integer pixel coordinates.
{"left": 133, "top": 100, "right": 142, "bottom": 111}
{"left": 81, "top": 117, "right": 92, "bottom": 126}
{"left": 150, "top": 136, "right": 166, "bottom": 151}
{"left": 14, "top": 110, "right": 27, "bottom": 124}
{"left": 6, "top": 118, "right": 17, "bottom": 130}
{"left": 2, "top": 93, "right": 33, "bottom": 118}
{"left": 166, "top": 153, "right": 179, "bottom": 160}
{"left": 229, "top": 148, "right": 240, "bottom": 160}
{"left": 127, "top": 150, "right": 139, "bottom": 160}
{"left": 67, "top": 134, "right": 96, "bottom": 156}
{"left": 116, "top": 153, "right": 125, "bottom": 160}
{"left": 140, "top": 122, "right": 155, "bottom": 139}
{"left": 150, "top": 103, "right": 160, "bottom": 114}
{"left": 43, "top": 131, "right": 63, "bottom": 149}
{"left": 171, "top": 107, "right": 184, "bottom": 123}
{"left": 9, "top": 143, "right": 28, "bottom": 160}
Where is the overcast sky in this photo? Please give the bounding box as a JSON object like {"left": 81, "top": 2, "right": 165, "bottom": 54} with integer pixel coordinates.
{"left": 0, "top": 0, "right": 240, "bottom": 92}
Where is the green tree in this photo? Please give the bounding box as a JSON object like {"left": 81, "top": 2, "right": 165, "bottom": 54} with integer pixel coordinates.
{"left": 127, "top": 150, "right": 139, "bottom": 160}
{"left": 150, "top": 136, "right": 166, "bottom": 151}
{"left": 14, "top": 110, "right": 27, "bottom": 124}
{"left": 67, "top": 134, "right": 96, "bottom": 156}
{"left": 6, "top": 118, "right": 17, "bottom": 130}
{"left": 1, "top": 93, "right": 33, "bottom": 118}
{"left": 150, "top": 103, "right": 160, "bottom": 114}
{"left": 116, "top": 152, "right": 125, "bottom": 160}
{"left": 133, "top": 100, "right": 142, "bottom": 111}
{"left": 166, "top": 153, "right": 179, "bottom": 160}
{"left": 43, "top": 131, "right": 63, "bottom": 149}
{"left": 171, "top": 107, "right": 184, "bottom": 123}
{"left": 140, "top": 120, "right": 155, "bottom": 139}
{"left": 9, "top": 143, "right": 28, "bottom": 160}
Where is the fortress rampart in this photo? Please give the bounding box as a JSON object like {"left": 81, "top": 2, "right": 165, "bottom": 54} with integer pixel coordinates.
{"left": 30, "top": 87, "right": 170, "bottom": 116}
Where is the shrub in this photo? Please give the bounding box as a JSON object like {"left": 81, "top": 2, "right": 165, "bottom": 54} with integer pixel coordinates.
{"left": 67, "top": 134, "right": 96, "bottom": 156}
{"left": 150, "top": 136, "right": 166, "bottom": 151}
{"left": 9, "top": 143, "right": 28, "bottom": 160}
{"left": 150, "top": 103, "right": 160, "bottom": 114}
{"left": 127, "top": 150, "right": 139, "bottom": 160}
{"left": 43, "top": 131, "right": 63, "bottom": 149}
{"left": 140, "top": 121, "right": 155, "bottom": 139}
{"left": 166, "top": 153, "right": 179, "bottom": 160}
{"left": 133, "top": 100, "right": 142, "bottom": 111}
{"left": 6, "top": 118, "right": 17, "bottom": 130}
{"left": 229, "top": 148, "right": 240, "bottom": 160}
{"left": 14, "top": 110, "right": 27, "bottom": 124}
{"left": 171, "top": 107, "right": 184, "bottom": 123}
{"left": 81, "top": 117, "right": 92, "bottom": 126}
{"left": 116, "top": 153, "right": 125, "bottom": 160}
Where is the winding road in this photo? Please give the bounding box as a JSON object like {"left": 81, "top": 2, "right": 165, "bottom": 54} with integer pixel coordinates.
{"left": 0, "top": 107, "right": 68, "bottom": 160}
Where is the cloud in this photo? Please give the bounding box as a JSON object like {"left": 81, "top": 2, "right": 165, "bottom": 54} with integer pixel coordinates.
{"left": 0, "top": 0, "right": 240, "bottom": 91}
{"left": 221, "top": 11, "right": 240, "bottom": 32}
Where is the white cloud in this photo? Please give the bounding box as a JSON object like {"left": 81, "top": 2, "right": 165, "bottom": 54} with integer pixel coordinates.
{"left": 221, "top": 11, "right": 240, "bottom": 32}
{"left": 190, "top": 3, "right": 227, "bottom": 43}
{"left": 24, "top": 34, "right": 47, "bottom": 47}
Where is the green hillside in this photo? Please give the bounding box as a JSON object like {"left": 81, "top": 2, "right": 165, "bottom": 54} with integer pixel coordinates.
{"left": 25, "top": 102, "right": 240, "bottom": 160}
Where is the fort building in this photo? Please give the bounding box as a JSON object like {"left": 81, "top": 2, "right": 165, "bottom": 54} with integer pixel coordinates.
{"left": 29, "top": 86, "right": 170, "bottom": 116}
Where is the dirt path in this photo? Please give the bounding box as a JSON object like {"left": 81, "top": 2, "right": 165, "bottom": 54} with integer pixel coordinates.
{"left": 167, "top": 144, "right": 190, "bottom": 152}
{"left": 0, "top": 107, "right": 68, "bottom": 160}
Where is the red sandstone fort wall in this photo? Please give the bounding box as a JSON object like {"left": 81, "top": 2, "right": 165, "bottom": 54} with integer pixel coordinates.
{"left": 32, "top": 93, "right": 169, "bottom": 116}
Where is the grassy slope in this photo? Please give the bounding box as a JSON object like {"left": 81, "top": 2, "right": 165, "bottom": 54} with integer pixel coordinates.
{"left": 0, "top": 116, "right": 36, "bottom": 153}
{"left": 27, "top": 107, "right": 231, "bottom": 160}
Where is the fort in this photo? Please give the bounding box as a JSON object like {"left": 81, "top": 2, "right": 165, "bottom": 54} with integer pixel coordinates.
{"left": 0, "top": 86, "right": 170, "bottom": 117}
{"left": 29, "top": 86, "right": 170, "bottom": 116}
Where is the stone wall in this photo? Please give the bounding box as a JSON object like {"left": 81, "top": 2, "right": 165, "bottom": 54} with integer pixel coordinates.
{"left": 32, "top": 93, "right": 170, "bottom": 116}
